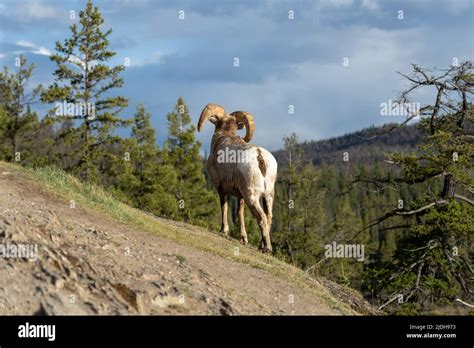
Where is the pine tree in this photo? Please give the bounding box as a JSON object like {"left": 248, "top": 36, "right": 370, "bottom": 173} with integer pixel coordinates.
{"left": 164, "top": 97, "right": 218, "bottom": 226}
{"left": 115, "top": 104, "right": 178, "bottom": 217}
{"left": 273, "top": 133, "right": 327, "bottom": 269}
{"left": 15, "top": 105, "right": 41, "bottom": 166}
{"left": 130, "top": 104, "right": 158, "bottom": 204}
{"left": 0, "top": 105, "right": 9, "bottom": 160}
{"left": 30, "top": 116, "right": 57, "bottom": 167}
{"left": 41, "top": 0, "right": 129, "bottom": 180}
{"left": 0, "top": 55, "right": 41, "bottom": 163}
{"left": 273, "top": 133, "right": 302, "bottom": 264}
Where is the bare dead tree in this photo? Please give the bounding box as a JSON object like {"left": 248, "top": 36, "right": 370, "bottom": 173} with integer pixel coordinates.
{"left": 353, "top": 62, "right": 473, "bottom": 226}
{"left": 346, "top": 61, "right": 474, "bottom": 310}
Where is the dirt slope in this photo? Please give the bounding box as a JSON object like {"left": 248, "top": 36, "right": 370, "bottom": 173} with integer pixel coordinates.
{"left": 0, "top": 163, "right": 377, "bottom": 315}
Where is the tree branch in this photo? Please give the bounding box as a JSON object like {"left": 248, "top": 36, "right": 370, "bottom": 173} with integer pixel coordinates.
{"left": 453, "top": 194, "right": 474, "bottom": 206}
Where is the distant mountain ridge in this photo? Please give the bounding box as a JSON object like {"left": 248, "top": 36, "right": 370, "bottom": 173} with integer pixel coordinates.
{"left": 273, "top": 123, "right": 421, "bottom": 167}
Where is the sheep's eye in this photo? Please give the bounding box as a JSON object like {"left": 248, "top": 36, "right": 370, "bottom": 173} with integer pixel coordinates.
{"left": 237, "top": 121, "right": 244, "bottom": 130}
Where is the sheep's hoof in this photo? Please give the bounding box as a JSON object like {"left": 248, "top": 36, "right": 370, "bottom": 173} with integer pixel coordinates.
{"left": 220, "top": 229, "right": 230, "bottom": 237}
{"left": 258, "top": 245, "right": 272, "bottom": 254}
{"left": 240, "top": 237, "right": 248, "bottom": 245}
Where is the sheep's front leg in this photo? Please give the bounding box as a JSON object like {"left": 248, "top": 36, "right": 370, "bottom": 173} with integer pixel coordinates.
{"left": 219, "top": 192, "right": 230, "bottom": 237}
{"left": 238, "top": 198, "right": 248, "bottom": 245}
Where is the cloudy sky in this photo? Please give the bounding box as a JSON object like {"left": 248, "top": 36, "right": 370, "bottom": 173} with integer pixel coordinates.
{"left": 0, "top": 0, "right": 473, "bottom": 151}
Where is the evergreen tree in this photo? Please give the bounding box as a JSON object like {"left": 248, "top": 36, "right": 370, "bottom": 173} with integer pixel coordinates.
{"left": 0, "top": 55, "right": 41, "bottom": 163}
{"left": 0, "top": 105, "right": 9, "bottom": 160}
{"left": 130, "top": 104, "right": 158, "bottom": 204}
{"left": 31, "top": 116, "right": 57, "bottom": 167}
{"left": 41, "top": 0, "right": 129, "bottom": 180}
{"left": 116, "top": 104, "right": 178, "bottom": 217}
{"left": 273, "top": 133, "right": 327, "bottom": 269}
{"left": 164, "top": 97, "right": 218, "bottom": 226}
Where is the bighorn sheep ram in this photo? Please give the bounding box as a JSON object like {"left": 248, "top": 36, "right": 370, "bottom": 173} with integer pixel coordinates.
{"left": 197, "top": 103, "right": 277, "bottom": 253}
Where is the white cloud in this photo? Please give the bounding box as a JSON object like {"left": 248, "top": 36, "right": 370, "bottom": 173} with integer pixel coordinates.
{"left": 67, "top": 55, "right": 86, "bottom": 69}
{"left": 446, "top": 0, "right": 472, "bottom": 14}
{"left": 319, "top": 0, "right": 354, "bottom": 8}
{"left": 12, "top": 0, "right": 62, "bottom": 21}
{"left": 361, "top": 0, "right": 379, "bottom": 11}
{"left": 130, "top": 51, "right": 163, "bottom": 67}
{"left": 16, "top": 40, "right": 51, "bottom": 56}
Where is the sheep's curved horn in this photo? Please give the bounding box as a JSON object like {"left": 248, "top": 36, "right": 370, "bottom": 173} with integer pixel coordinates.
{"left": 197, "top": 103, "right": 226, "bottom": 132}
{"left": 231, "top": 111, "right": 255, "bottom": 142}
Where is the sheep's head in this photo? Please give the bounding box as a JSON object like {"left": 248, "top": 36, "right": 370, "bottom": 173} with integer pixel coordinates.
{"left": 197, "top": 103, "right": 255, "bottom": 142}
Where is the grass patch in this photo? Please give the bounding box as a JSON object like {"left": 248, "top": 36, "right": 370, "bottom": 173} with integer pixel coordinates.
{"left": 175, "top": 255, "right": 186, "bottom": 263}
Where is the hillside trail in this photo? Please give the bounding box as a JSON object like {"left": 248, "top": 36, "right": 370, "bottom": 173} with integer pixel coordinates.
{"left": 0, "top": 166, "right": 367, "bottom": 315}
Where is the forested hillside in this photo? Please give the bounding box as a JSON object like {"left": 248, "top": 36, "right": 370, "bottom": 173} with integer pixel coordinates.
{"left": 273, "top": 123, "right": 421, "bottom": 167}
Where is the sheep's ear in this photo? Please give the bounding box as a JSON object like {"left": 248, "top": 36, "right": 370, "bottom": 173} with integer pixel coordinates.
{"left": 237, "top": 121, "right": 244, "bottom": 129}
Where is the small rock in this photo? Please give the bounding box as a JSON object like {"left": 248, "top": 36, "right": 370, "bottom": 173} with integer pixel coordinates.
{"left": 54, "top": 278, "right": 65, "bottom": 290}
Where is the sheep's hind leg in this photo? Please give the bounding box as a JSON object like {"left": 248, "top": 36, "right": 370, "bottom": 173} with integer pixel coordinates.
{"left": 262, "top": 192, "right": 274, "bottom": 238}
{"left": 238, "top": 198, "right": 248, "bottom": 245}
{"left": 245, "top": 194, "right": 272, "bottom": 253}
{"left": 219, "top": 193, "right": 230, "bottom": 237}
